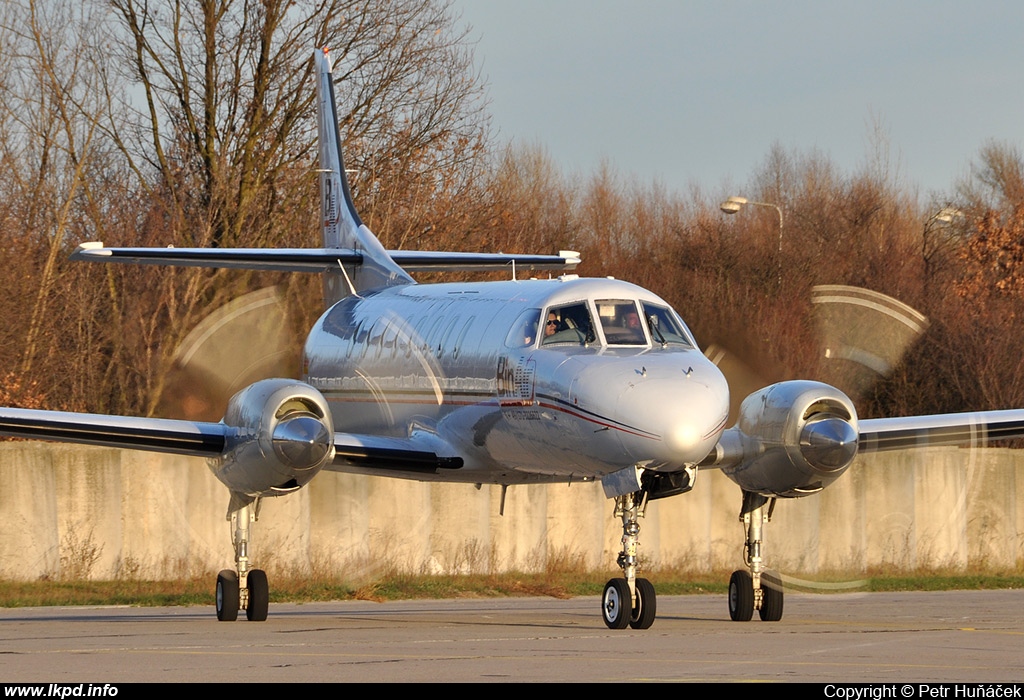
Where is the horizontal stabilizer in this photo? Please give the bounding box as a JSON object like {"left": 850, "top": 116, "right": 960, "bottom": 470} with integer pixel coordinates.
{"left": 72, "top": 242, "right": 581, "bottom": 274}
{"left": 394, "top": 250, "right": 580, "bottom": 273}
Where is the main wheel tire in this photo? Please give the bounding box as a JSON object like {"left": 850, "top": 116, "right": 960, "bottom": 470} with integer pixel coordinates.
{"left": 216, "top": 569, "right": 239, "bottom": 622}
{"left": 759, "top": 570, "right": 784, "bottom": 622}
{"left": 728, "top": 569, "right": 754, "bottom": 622}
{"left": 601, "top": 578, "right": 631, "bottom": 629}
{"left": 246, "top": 569, "right": 269, "bottom": 622}
{"left": 629, "top": 577, "right": 657, "bottom": 629}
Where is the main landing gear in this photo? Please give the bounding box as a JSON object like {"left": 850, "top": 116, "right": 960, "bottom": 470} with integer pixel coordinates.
{"left": 216, "top": 500, "right": 270, "bottom": 622}
{"left": 602, "top": 491, "right": 657, "bottom": 630}
{"left": 728, "top": 491, "right": 784, "bottom": 622}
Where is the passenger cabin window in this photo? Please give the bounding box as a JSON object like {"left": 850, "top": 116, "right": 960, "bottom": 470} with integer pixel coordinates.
{"left": 642, "top": 302, "right": 695, "bottom": 348}
{"left": 596, "top": 299, "right": 647, "bottom": 345}
{"left": 541, "top": 302, "right": 595, "bottom": 346}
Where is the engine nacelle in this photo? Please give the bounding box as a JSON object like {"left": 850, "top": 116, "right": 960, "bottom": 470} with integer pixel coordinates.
{"left": 717, "top": 380, "right": 859, "bottom": 498}
{"left": 210, "top": 379, "right": 335, "bottom": 498}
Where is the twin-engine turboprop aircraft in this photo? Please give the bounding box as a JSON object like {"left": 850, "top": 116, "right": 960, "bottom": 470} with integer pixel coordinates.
{"left": 3, "top": 48, "right": 1024, "bottom": 627}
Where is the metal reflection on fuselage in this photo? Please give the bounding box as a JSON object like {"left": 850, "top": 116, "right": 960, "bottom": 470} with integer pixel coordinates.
{"left": 303, "top": 277, "right": 730, "bottom": 481}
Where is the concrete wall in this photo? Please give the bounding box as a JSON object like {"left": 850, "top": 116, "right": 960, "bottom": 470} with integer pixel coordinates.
{"left": 0, "top": 443, "right": 1020, "bottom": 581}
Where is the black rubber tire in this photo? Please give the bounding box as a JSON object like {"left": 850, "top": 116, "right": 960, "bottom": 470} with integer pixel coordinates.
{"left": 246, "top": 569, "right": 269, "bottom": 622}
{"left": 216, "top": 569, "right": 239, "bottom": 622}
{"left": 759, "top": 570, "right": 784, "bottom": 622}
{"left": 629, "top": 577, "right": 657, "bottom": 629}
{"left": 728, "top": 569, "right": 754, "bottom": 622}
{"left": 601, "top": 578, "right": 631, "bottom": 629}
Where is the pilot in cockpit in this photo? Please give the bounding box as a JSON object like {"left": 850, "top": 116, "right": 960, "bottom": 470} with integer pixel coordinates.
{"left": 545, "top": 311, "right": 560, "bottom": 338}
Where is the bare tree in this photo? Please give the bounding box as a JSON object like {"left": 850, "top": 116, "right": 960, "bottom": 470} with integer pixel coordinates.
{"left": 0, "top": 1, "right": 120, "bottom": 409}
{"left": 100, "top": 0, "right": 488, "bottom": 249}
{"left": 958, "top": 141, "right": 1024, "bottom": 214}
{"left": 0, "top": 0, "right": 490, "bottom": 415}
{"left": 91, "top": 0, "right": 493, "bottom": 415}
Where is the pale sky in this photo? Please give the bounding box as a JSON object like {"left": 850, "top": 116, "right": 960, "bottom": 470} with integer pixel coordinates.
{"left": 455, "top": 0, "right": 1024, "bottom": 200}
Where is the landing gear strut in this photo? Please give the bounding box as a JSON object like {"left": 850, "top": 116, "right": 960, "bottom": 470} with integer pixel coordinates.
{"left": 216, "top": 499, "right": 270, "bottom": 622}
{"left": 601, "top": 491, "right": 656, "bottom": 630}
{"left": 728, "top": 490, "right": 784, "bottom": 622}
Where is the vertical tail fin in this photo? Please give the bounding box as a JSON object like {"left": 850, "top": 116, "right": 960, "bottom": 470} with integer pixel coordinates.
{"left": 315, "top": 48, "right": 413, "bottom": 304}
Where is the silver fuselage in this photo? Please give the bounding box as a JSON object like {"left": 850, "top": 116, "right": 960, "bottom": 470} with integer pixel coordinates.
{"left": 304, "top": 276, "right": 730, "bottom": 483}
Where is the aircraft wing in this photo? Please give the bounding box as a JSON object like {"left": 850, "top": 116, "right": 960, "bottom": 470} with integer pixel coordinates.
{"left": 0, "top": 407, "right": 227, "bottom": 456}
{"left": 858, "top": 409, "right": 1024, "bottom": 454}
{"left": 0, "top": 406, "right": 465, "bottom": 475}
{"left": 71, "top": 243, "right": 580, "bottom": 273}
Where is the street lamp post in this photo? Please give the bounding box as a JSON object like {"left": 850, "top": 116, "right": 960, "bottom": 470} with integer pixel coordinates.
{"left": 720, "top": 196, "right": 785, "bottom": 287}
{"left": 922, "top": 207, "right": 964, "bottom": 294}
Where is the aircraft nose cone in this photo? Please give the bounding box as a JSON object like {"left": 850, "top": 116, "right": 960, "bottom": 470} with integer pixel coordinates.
{"left": 272, "top": 414, "right": 332, "bottom": 469}
{"left": 615, "top": 366, "right": 730, "bottom": 465}
{"left": 799, "top": 417, "right": 859, "bottom": 471}
{"left": 663, "top": 415, "right": 707, "bottom": 457}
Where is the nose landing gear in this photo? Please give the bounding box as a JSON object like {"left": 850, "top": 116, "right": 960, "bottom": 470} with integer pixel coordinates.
{"left": 601, "top": 491, "right": 657, "bottom": 629}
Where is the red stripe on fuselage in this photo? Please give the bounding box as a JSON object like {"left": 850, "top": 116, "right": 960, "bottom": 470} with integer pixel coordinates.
{"left": 319, "top": 390, "right": 662, "bottom": 441}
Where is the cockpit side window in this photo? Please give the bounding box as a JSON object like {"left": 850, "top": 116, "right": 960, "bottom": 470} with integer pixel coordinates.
{"left": 595, "top": 299, "right": 648, "bottom": 345}
{"left": 541, "top": 302, "right": 595, "bottom": 346}
{"left": 642, "top": 302, "right": 695, "bottom": 348}
{"left": 504, "top": 308, "right": 542, "bottom": 348}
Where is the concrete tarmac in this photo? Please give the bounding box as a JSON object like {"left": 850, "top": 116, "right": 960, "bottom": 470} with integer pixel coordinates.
{"left": 1, "top": 590, "right": 1023, "bottom": 683}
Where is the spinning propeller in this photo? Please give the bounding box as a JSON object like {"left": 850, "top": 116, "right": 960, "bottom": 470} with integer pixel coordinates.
{"left": 705, "top": 284, "right": 930, "bottom": 421}
{"left": 157, "top": 286, "right": 298, "bottom": 421}
{"left": 809, "top": 285, "right": 929, "bottom": 402}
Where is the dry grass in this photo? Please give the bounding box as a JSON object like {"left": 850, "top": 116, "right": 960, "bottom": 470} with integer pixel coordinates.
{"left": 3, "top": 562, "right": 1021, "bottom": 609}
{"left": 7, "top": 538, "right": 1022, "bottom": 608}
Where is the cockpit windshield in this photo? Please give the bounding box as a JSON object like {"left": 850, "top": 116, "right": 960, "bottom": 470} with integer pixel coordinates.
{"left": 595, "top": 299, "right": 647, "bottom": 345}
{"left": 536, "top": 297, "right": 695, "bottom": 350}
{"left": 642, "top": 302, "right": 695, "bottom": 348}
{"left": 541, "top": 302, "right": 595, "bottom": 346}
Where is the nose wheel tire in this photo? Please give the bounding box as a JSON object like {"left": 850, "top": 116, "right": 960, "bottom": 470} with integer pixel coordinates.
{"left": 602, "top": 578, "right": 658, "bottom": 629}
{"left": 601, "top": 578, "right": 631, "bottom": 629}
{"left": 629, "top": 577, "right": 657, "bottom": 629}
{"left": 216, "top": 570, "right": 239, "bottom": 622}
{"left": 246, "top": 569, "right": 269, "bottom": 622}
{"left": 728, "top": 569, "right": 754, "bottom": 621}
{"left": 759, "top": 570, "right": 784, "bottom": 621}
